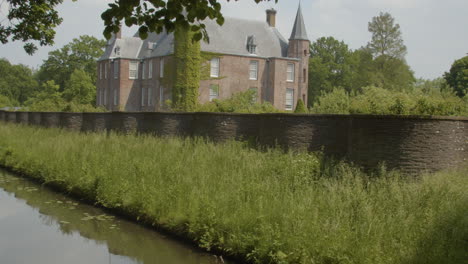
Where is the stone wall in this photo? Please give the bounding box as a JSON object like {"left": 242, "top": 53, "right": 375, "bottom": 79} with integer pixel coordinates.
{"left": 1, "top": 110, "right": 466, "bottom": 174}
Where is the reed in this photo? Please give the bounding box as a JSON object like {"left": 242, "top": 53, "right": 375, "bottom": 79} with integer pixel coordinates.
{"left": 0, "top": 123, "right": 466, "bottom": 264}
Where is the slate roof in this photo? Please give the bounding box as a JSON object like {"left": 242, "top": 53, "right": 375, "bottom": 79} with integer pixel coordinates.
{"left": 100, "top": 16, "right": 291, "bottom": 61}
{"left": 99, "top": 36, "right": 143, "bottom": 61}
{"left": 290, "top": 3, "right": 308, "bottom": 41}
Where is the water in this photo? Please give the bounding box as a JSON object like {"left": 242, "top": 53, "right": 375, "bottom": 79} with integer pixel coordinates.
{"left": 0, "top": 169, "right": 231, "bottom": 264}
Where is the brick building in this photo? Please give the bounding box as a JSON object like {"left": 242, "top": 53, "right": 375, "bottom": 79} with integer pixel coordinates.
{"left": 96, "top": 5, "right": 310, "bottom": 111}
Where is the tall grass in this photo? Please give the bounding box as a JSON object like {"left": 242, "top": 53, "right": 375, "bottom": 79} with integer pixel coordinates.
{"left": 0, "top": 123, "right": 466, "bottom": 264}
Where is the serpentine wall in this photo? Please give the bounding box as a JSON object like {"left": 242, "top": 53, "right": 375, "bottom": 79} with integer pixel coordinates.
{"left": 1, "top": 110, "right": 466, "bottom": 174}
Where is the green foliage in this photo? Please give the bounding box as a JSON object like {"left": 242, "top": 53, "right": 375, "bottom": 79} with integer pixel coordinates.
{"left": 196, "top": 90, "right": 278, "bottom": 113}
{"left": 0, "top": 0, "right": 72, "bottom": 54}
{"left": 308, "top": 37, "right": 356, "bottom": 104}
{"left": 0, "top": 94, "right": 14, "bottom": 108}
{"left": 311, "top": 86, "right": 468, "bottom": 116}
{"left": 371, "top": 54, "right": 415, "bottom": 91}
{"left": 310, "top": 88, "right": 350, "bottom": 114}
{"left": 24, "top": 80, "right": 66, "bottom": 111}
{"left": 62, "top": 69, "right": 96, "bottom": 105}
{"left": 367, "top": 12, "right": 407, "bottom": 59}
{"left": 444, "top": 56, "right": 468, "bottom": 97}
{"left": 172, "top": 24, "right": 201, "bottom": 112}
{"left": 294, "top": 99, "right": 307, "bottom": 113}
{"left": 37, "top": 35, "right": 106, "bottom": 90}
{"left": 0, "top": 124, "right": 466, "bottom": 264}
{"left": 0, "top": 58, "right": 38, "bottom": 104}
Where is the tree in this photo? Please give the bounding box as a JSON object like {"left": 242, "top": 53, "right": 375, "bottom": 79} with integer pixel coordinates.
{"left": 444, "top": 56, "right": 468, "bottom": 97}
{"left": 63, "top": 69, "right": 96, "bottom": 105}
{"left": 0, "top": 0, "right": 73, "bottom": 54}
{"left": 367, "top": 12, "right": 407, "bottom": 59}
{"left": 0, "top": 58, "right": 38, "bottom": 104}
{"left": 365, "top": 13, "right": 415, "bottom": 91}
{"left": 37, "top": 35, "right": 106, "bottom": 90}
{"left": 308, "top": 37, "right": 356, "bottom": 105}
{"left": 370, "top": 54, "right": 415, "bottom": 91}
{"left": 294, "top": 99, "right": 307, "bottom": 113}
{"left": 25, "top": 80, "right": 66, "bottom": 111}
{"left": 1, "top": 0, "right": 277, "bottom": 54}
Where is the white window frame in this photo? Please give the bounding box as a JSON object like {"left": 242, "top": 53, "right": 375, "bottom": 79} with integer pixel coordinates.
{"left": 104, "top": 88, "right": 107, "bottom": 105}
{"left": 285, "top": 88, "right": 294, "bottom": 111}
{"left": 129, "top": 61, "right": 138, "bottom": 80}
{"left": 160, "top": 58, "right": 164, "bottom": 78}
{"left": 147, "top": 87, "right": 152, "bottom": 106}
{"left": 248, "top": 45, "right": 256, "bottom": 54}
{"left": 113, "top": 89, "right": 118, "bottom": 106}
{"left": 104, "top": 62, "right": 108, "bottom": 79}
{"left": 209, "top": 84, "right": 219, "bottom": 102}
{"left": 287, "top": 63, "right": 295, "bottom": 82}
{"left": 148, "top": 60, "right": 153, "bottom": 79}
{"left": 159, "top": 85, "right": 164, "bottom": 104}
{"left": 113, "top": 61, "right": 119, "bottom": 79}
{"left": 210, "top": 58, "right": 220, "bottom": 78}
{"left": 249, "top": 60, "right": 258, "bottom": 80}
{"left": 142, "top": 61, "right": 146, "bottom": 80}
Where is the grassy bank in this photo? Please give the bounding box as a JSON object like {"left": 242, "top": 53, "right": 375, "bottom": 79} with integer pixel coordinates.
{"left": 0, "top": 122, "right": 466, "bottom": 264}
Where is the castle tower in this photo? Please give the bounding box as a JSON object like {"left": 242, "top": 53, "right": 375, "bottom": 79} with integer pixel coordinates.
{"left": 288, "top": 3, "right": 310, "bottom": 106}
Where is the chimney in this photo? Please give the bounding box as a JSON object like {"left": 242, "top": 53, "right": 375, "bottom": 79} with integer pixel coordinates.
{"left": 266, "top": 8, "right": 277, "bottom": 27}
{"left": 116, "top": 25, "right": 122, "bottom": 39}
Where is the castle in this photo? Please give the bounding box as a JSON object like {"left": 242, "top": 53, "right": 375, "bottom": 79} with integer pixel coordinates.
{"left": 96, "top": 5, "right": 310, "bottom": 111}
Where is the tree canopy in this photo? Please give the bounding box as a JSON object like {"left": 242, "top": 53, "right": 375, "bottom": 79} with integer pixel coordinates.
{"left": 37, "top": 35, "right": 106, "bottom": 90}
{"left": 308, "top": 37, "right": 355, "bottom": 104}
{"left": 444, "top": 56, "right": 468, "bottom": 97}
{"left": 367, "top": 12, "right": 407, "bottom": 59}
{"left": 0, "top": 58, "right": 38, "bottom": 105}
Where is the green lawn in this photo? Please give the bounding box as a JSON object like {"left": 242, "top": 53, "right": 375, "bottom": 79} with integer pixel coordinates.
{"left": 0, "top": 122, "right": 466, "bottom": 264}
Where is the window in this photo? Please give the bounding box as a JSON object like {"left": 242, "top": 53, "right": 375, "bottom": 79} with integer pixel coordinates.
{"left": 209, "top": 84, "right": 219, "bottom": 101}
{"left": 129, "top": 61, "right": 138, "bottom": 79}
{"left": 113, "top": 89, "right": 118, "bottom": 106}
{"left": 104, "top": 63, "right": 108, "bottom": 79}
{"left": 160, "top": 58, "right": 164, "bottom": 78}
{"left": 249, "top": 61, "right": 258, "bottom": 80}
{"left": 159, "top": 85, "right": 164, "bottom": 104}
{"left": 99, "top": 64, "right": 102, "bottom": 80}
{"left": 210, "top": 58, "right": 220, "bottom": 78}
{"left": 247, "top": 35, "right": 257, "bottom": 54}
{"left": 148, "top": 60, "right": 153, "bottom": 79}
{"left": 248, "top": 45, "right": 256, "bottom": 54}
{"left": 285, "top": 88, "right": 294, "bottom": 110}
{"left": 104, "top": 88, "right": 107, "bottom": 105}
{"left": 287, "top": 63, "right": 294, "bottom": 82}
{"left": 114, "top": 61, "right": 119, "bottom": 79}
{"left": 142, "top": 61, "right": 146, "bottom": 79}
{"left": 141, "top": 87, "right": 146, "bottom": 106}
{"left": 303, "top": 68, "right": 306, "bottom": 83}
{"left": 147, "top": 87, "right": 152, "bottom": 106}
{"left": 249, "top": 87, "right": 258, "bottom": 103}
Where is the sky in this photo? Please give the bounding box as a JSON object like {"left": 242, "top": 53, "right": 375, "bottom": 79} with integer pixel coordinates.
{"left": 0, "top": 0, "right": 467, "bottom": 79}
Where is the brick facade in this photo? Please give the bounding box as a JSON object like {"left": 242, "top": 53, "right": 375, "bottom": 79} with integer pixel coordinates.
{"left": 96, "top": 7, "right": 310, "bottom": 112}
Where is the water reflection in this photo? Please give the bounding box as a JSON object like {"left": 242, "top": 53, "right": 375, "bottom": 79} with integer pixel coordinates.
{"left": 0, "top": 170, "right": 229, "bottom": 264}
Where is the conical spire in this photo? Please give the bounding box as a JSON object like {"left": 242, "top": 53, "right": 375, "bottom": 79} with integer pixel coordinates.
{"left": 289, "top": 3, "right": 308, "bottom": 40}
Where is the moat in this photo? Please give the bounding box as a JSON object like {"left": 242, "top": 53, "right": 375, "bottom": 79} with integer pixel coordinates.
{"left": 0, "top": 169, "right": 230, "bottom": 264}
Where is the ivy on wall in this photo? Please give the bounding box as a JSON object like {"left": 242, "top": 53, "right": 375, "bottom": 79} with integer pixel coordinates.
{"left": 172, "top": 24, "right": 202, "bottom": 111}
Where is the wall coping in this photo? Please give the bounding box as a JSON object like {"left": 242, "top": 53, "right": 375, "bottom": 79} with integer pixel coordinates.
{"left": 1, "top": 110, "right": 467, "bottom": 121}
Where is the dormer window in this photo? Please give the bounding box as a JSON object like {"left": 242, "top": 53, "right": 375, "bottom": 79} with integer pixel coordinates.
{"left": 114, "top": 46, "right": 121, "bottom": 56}
{"left": 247, "top": 35, "right": 257, "bottom": 55}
